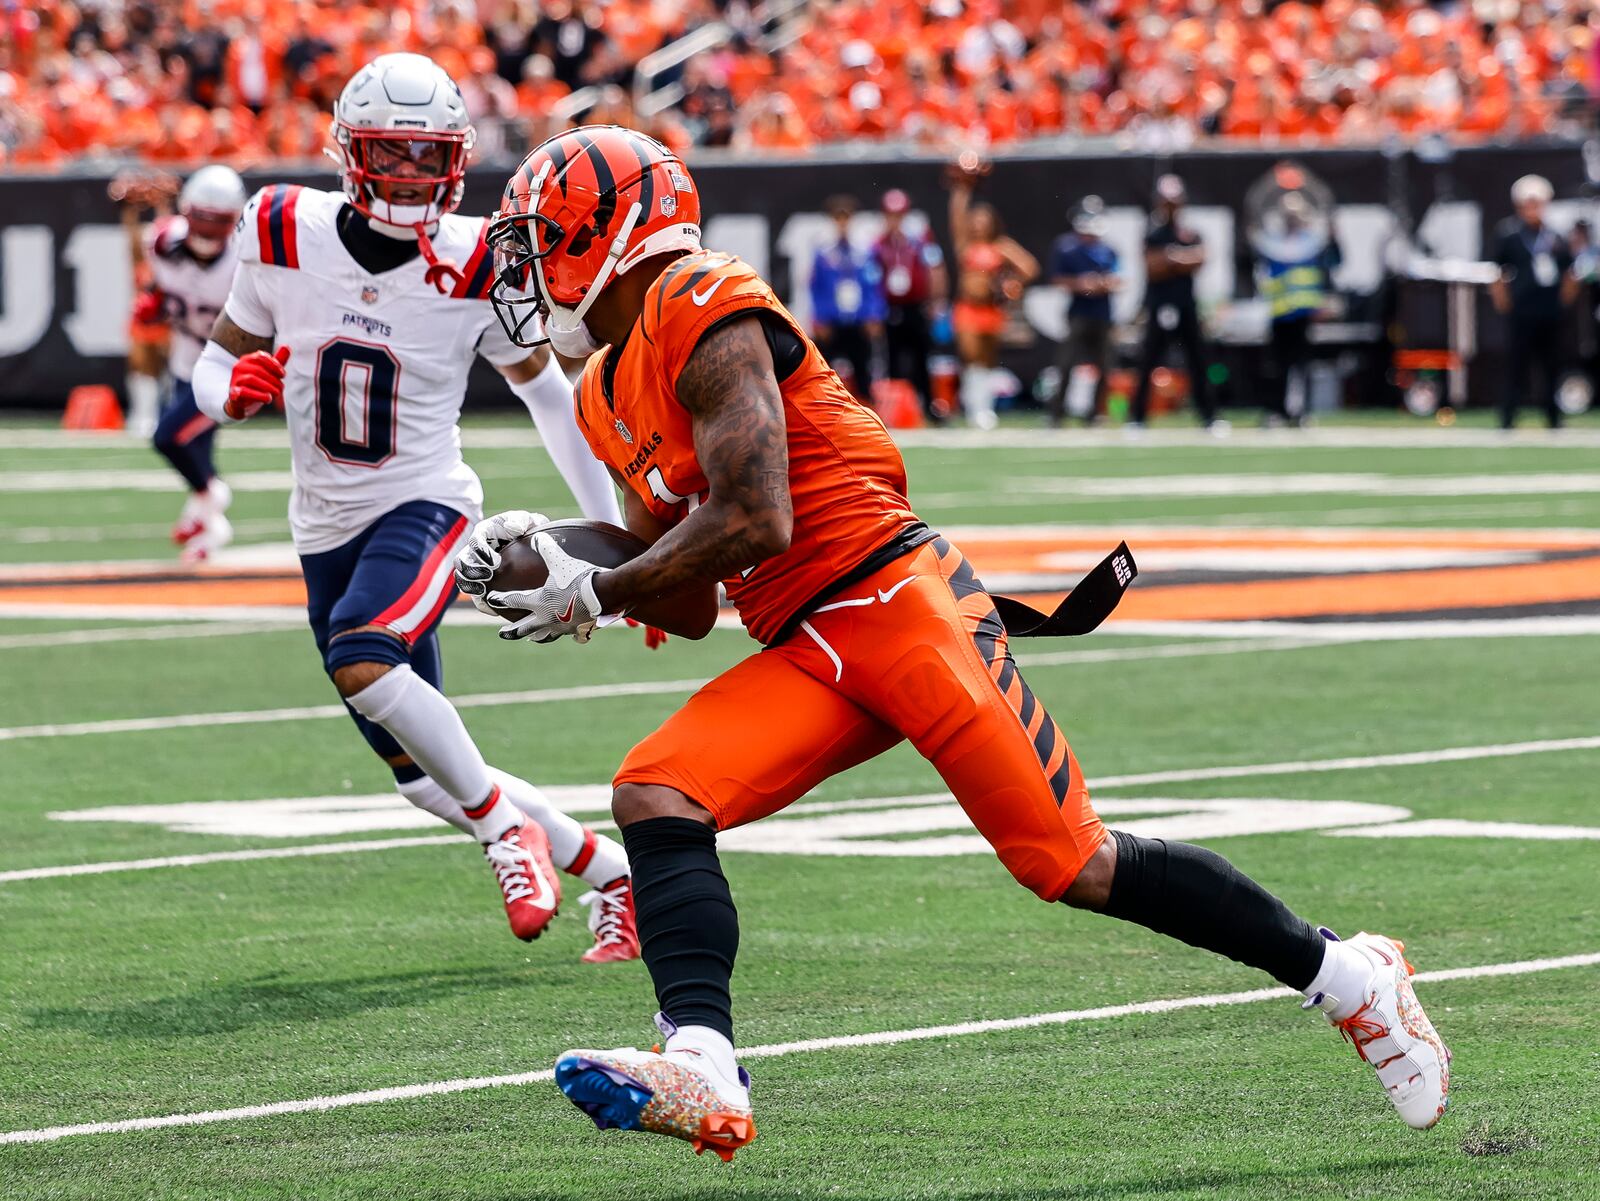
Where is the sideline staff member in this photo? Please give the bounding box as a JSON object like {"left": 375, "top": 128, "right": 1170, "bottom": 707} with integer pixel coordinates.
{"left": 1130, "top": 174, "right": 1222, "bottom": 431}
{"left": 1491, "top": 174, "right": 1578, "bottom": 430}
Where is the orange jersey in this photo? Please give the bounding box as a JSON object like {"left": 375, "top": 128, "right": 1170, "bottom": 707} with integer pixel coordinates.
{"left": 575, "top": 250, "right": 923, "bottom": 645}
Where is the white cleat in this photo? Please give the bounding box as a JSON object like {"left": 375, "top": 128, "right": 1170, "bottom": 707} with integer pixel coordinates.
{"left": 1307, "top": 931, "right": 1451, "bottom": 1129}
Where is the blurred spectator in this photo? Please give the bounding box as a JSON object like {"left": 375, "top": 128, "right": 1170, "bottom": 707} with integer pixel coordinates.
{"left": 872, "top": 188, "right": 948, "bottom": 423}
{"left": 1491, "top": 174, "right": 1579, "bottom": 429}
{"left": 534, "top": 1, "right": 606, "bottom": 90}
{"left": 1047, "top": 197, "right": 1121, "bottom": 428}
{"left": 7, "top": 0, "right": 1600, "bottom": 167}
{"left": 810, "top": 194, "right": 887, "bottom": 402}
{"left": 1130, "top": 174, "right": 1222, "bottom": 431}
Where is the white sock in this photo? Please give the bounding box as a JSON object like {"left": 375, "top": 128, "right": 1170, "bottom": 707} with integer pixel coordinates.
{"left": 490, "top": 768, "right": 630, "bottom": 886}
{"left": 510, "top": 357, "right": 623, "bottom": 525}
{"left": 395, "top": 774, "right": 473, "bottom": 836}
{"left": 665, "top": 1025, "right": 749, "bottom": 1106}
{"left": 1301, "top": 932, "right": 1375, "bottom": 1020}
{"left": 345, "top": 665, "right": 519, "bottom": 840}
{"left": 126, "top": 372, "right": 160, "bottom": 433}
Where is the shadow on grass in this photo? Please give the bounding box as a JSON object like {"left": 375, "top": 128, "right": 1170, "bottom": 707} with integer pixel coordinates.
{"left": 27, "top": 967, "right": 527, "bottom": 1038}
{"left": 481, "top": 1152, "right": 1425, "bottom": 1201}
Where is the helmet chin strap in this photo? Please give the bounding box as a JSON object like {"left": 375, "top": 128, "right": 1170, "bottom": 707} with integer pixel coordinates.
{"left": 362, "top": 193, "right": 463, "bottom": 294}
{"left": 541, "top": 201, "right": 645, "bottom": 344}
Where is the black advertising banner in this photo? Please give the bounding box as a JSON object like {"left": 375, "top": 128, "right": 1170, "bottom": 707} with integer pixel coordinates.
{"left": 0, "top": 142, "right": 1587, "bottom": 408}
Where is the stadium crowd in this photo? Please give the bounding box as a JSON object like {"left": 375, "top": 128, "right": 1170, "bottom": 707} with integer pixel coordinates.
{"left": 4, "top": 0, "right": 1599, "bottom": 168}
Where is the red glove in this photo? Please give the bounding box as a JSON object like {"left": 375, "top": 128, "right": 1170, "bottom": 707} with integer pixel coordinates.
{"left": 624, "top": 617, "right": 669, "bottom": 650}
{"left": 131, "top": 289, "right": 165, "bottom": 326}
{"left": 226, "top": 346, "right": 291, "bottom": 421}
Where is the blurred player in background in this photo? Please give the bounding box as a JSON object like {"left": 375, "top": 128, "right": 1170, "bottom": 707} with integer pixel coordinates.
{"left": 464, "top": 126, "right": 1450, "bottom": 1160}
{"left": 947, "top": 155, "right": 1038, "bottom": 429}
{"left": 190, "top": 53, "right": 639, "bottom": 962}
{"left": 115, "top": 166, "right": 248, "bottom": 561}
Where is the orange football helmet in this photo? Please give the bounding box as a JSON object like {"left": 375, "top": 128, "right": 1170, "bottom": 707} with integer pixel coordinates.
{"left": 488, "top": 125, "right": 703, "bottom": 352}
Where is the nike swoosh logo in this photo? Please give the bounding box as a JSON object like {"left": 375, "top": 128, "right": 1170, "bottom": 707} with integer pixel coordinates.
{"left": 523, "top": 862, "right": 557, "bottom": 910}
{"left": 877, "top": 576, "right": 917, "bottom": 604}
{"left": 555, "top": 595, "right": 578, "bottom": 624}
{"left": 690, "top": 276, "right": 727, "bottom": 306}
{"left": 1373, "top": 947, "right": 1394, "bottom": 967}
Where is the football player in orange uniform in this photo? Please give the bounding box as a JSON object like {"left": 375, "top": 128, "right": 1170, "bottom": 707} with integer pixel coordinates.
{"left": 456, "top": 127, "right": 1450, "bottom": 1160}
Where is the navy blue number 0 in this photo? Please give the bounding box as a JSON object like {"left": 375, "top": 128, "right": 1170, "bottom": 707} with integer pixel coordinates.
{"left": 315, "top": 339, "right": 400, "bottom": 466}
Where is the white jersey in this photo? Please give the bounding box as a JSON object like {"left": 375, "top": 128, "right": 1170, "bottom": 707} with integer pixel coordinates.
{"left": 223, "top": 185, "right": 527, "bottom": 554}
{"left": 145, "top": 216, "right": 239, "bottom": 381}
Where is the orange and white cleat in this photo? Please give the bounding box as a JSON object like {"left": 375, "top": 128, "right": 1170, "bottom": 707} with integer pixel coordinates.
{"left": 579, "top": 877, "right": 641, "bottom": 964}
{"left": 483, "top": 819, "right": 561, "bottom": 941}
{"left": 555, "top": 1018, "right": 755, "bottom": 1161}
{"left": 1306, "top": 930, "right": 1451, "bottom": 1129}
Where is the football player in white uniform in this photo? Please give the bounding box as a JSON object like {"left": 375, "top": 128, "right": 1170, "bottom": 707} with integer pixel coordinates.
{"left": 191, "top": 53, "right": 639, "bottom": 963}
{"left": 116, "top": 166, "right": 246, "bottom": 559}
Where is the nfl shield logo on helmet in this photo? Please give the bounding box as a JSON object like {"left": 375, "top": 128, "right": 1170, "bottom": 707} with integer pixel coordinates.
{"left": 615, "top": 418, "right": 635, "bottom": 445}
{"left": 361, "top": 285, "right": 379, "bottom": 305}
{"left": 660, "top": 195, "right": 678, "bottom": 218}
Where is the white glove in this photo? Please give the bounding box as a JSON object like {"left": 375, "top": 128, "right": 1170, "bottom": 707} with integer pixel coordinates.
{"left": 454, "top": 509, "right": 549, "bottom": 615}
{"left": 489, "top": 532, "right": 607, "bottom": 644}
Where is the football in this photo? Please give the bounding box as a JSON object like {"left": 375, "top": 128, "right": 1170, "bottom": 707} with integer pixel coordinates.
{"left": 489, "top": 518, "right": 719, "bottom": 638}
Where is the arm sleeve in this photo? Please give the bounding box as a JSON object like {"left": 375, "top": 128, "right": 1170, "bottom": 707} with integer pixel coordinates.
{"left": 474, "top": 309, "right": 531, "bottom": 368}
{"left": 503, "top": 356, "right": 623, "bottom": 525}
{"left": 223, "top": 261, "right": 276, "bottom": 338}
{"left": 192, "top": 339, "right": 243, "bottom": 425}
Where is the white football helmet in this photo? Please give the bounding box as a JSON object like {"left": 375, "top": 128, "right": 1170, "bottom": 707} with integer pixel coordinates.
{"left": 178, "top": 164, "right": 246, "bottom": 257}
{"left": 330, "top": 52, "right": 475, "bottom": 232}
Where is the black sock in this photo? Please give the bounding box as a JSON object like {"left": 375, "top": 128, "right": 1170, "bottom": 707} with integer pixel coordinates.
{"left": 620, "top": 817, "right": 739, "bottom": 1042}
{"left": 1101, "top": 830, "right": 1325, "bottom": 990}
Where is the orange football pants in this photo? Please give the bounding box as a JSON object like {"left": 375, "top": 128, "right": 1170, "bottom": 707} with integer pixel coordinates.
{"left": 615, "top": 537, "right": 1107, "bottom": 900}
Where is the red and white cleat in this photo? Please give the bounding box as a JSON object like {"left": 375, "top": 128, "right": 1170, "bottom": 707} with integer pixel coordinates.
{"left": 579, "top": 877, "right": 641, "bottom": 964}
{"left": 1307, "top": 931, "right": 1451, "bottom": 1129}
{"left": 483, "top": 819, "right": 561, "bottom": 941}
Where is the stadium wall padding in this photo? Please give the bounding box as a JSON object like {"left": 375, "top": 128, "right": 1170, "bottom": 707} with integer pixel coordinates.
{"left": 0, "top": 143, "right": 1589, "bottom": 408}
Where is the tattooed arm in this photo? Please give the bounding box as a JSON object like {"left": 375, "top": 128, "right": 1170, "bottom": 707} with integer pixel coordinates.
{"left": 591, "top": 315, "right": 791, "bottom": 614}
{"left": 208, "top": 312, "right": 276, "bottom": 358}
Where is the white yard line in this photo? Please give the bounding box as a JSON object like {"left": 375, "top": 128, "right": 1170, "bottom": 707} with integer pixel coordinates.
{"left": 0, "top": 518, "right": 286, "bottom": 545}
{"left": 1103, "top": 616, "right": 1600, "bottom": 641}
{"left": 4, "top": 619, "right": 1598, "bottom": 734}
{"left": 0, "top": 678, "right": 714, "bottom": 743}
{"left": 0, "top": 835, "right": 462, "bottom": 882}
{"left": 6, "top": 735, "right": 1598, "bottom": 884}
{"left": 0, "top": 622, "right": 286, "bottom": 650}
{"left": 1090, "top": 735, "right": 1600, "bottom": 789}
{"left": 3, "top": 949, "right": 1595, "bottom": 1146}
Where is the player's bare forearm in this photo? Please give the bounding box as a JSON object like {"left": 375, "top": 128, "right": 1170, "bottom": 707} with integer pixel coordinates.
{"left": 593, "top": 316, "right": 791, "bottom": 612}
{"left": 495, "top": 345, "right": 553, "bottom": 385}
{"left": 208, "top": 312, "right": 274, "bottom": 358}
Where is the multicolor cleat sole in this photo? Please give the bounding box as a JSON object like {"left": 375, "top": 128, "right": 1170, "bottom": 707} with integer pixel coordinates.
{"left": 555, "top": 1053, "right": 757, "bottom": 1161}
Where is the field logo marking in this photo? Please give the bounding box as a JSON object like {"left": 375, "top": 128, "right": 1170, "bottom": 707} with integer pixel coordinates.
{"left": 39, "top": 790, "right": 1600, "bottom": 860}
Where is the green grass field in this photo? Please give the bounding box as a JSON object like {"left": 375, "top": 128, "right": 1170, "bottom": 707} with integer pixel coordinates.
{"left": 2, "top": 418, "right": 1598, "bottom": 1199}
